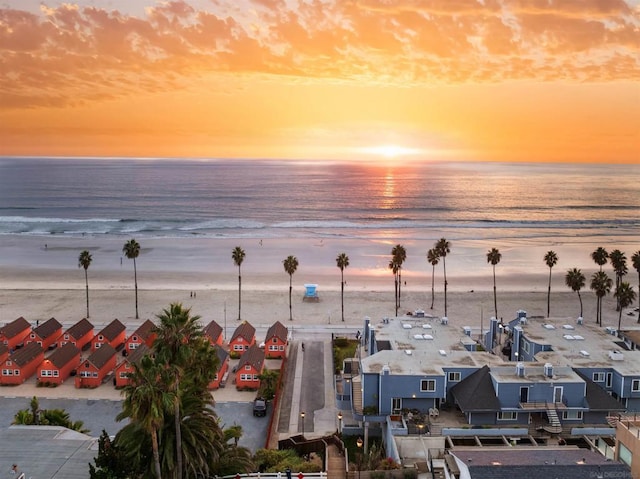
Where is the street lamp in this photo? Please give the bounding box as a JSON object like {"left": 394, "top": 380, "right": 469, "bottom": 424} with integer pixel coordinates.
{"left": 356, "top": 436, "right": 363, "bottom": 479}
{"left": 418, "top": 423, "right": 424, "bottom": 436}
{"left": 300, "top": 411, "right": 305, "bottom": 436}
{"left": 338, "top": 411, "right": 343, "bottom": 435}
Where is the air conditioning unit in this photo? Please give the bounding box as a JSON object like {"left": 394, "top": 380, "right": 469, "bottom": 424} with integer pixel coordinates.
{"left": 605, "top": 326, "right": 617, "bottom": 335}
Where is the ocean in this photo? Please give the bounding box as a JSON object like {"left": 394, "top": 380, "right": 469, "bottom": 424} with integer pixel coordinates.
{"left": 0, "top": 157, "right": 638, "bottom": 245}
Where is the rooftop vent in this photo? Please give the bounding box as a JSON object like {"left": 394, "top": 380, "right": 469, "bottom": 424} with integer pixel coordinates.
{"left": 563, "top": 324, "right": 575, "bottom": 330}
{"left": 439, "top": 349, "right": 447, "bottom": 356}
{"left": 543, "top": 324, "right": 556, "bottom": 330}
{"left": 402, "top": 323, "right": 412, "bottom": 329}
{"left": 605, "top": 326, "right": 617, "bottom": 336}
{"left": 608, "top": 351, "right": 624, "bottom": 361}
{"left": 423, "top": 334, "right": 434, "bottom": 340}
{"left": 422, "top": 324, "right": 432, "bottom": 329}
{"left": 463, "top": 326, "right": 472, "bottom": 336}
{"left": 579, "top": 350, "right": 590, "bottom": 357}
{"left": 405, "top": 350, "right": 413, "bottom": 356}
{"left": 441, "top": 317, "right": 448, "bottom": 325}
{"left": 577, "top": 317, "right": 584, "bottom": 325}
{"left": 516, "top": 362, "right": 525, "bottom": 377}
{"left": 544, "top": 363, "right": 553, "bottom": 378}
{"left": 413, "top": 334, "right": 424, "bottom": 340}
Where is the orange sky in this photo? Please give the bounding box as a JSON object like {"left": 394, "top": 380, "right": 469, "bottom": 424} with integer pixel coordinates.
{"left": 1, "top": 1, "right": 639, "bottom": 163}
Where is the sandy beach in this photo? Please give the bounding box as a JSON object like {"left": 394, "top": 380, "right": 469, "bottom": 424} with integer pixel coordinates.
{"left": 0, "top": 235, "right": 636, "bottom": 332}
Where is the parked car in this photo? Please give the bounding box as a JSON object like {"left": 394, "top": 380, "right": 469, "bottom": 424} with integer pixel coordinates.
{"left": 253, "top": 397, "right": 267, "bottom": 417}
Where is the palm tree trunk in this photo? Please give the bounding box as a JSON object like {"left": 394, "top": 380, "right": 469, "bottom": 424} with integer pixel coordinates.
{"left": 341, "top": 271, "right": 345, "bottom": 322}
{"left": 288, "top": 277, "right": 293, "bottom": 321}
{"left": 151, "top": 428, "right": 162, "bottom": 479}
{"left": 547, "top": 268, "right": 552, "bottom": 317}
{"left": 616, "top": 275, "right": 621, "bottom": 311}
{"left": 493, "top": 266, "right": 498, "bottom": 319}
{"left": 595, "top": 296, "right": 600, "bottom": 325}
{"left": 578, "top": 291, "right": 583, "bottom": 318}
{"left": 175, "top": 391, "right": 182, "bottom": 479}
{"left": 618, "top": 308, "right": 623, "bottom": 331}
{"left": 430, "top": 265, "right": 435, "bottom": 310}
{"left": 238, "top": 270, "right": 242, "bottom": 321}
{"left": 394, "top": 276, "right": 398, "bottom": 316}
{"left": 133, "top": 258, "right": 139, "bottom": 319}
{"left": 398, "top": 269, "right": 402, "bottom": 309}
{"left": 443, "top": 259, "right": 448, "bottom": 317}
{"left": 84, "top": 269, "right": 90, "bottom": 318}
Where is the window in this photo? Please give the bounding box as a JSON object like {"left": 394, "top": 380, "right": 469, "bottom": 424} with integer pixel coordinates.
{"left": 30, "top": 333, "right": 35, "bottom": 339}
{"left": 592, "top": 372, "right": 605, "bottom": 382}
{"left": 129, "top": 343, "right": 138, "bottom": 350}
{"left": 119, "top": 372, "right": 128, "bottom": 379}
{"left": 632, "top": 379, "right": 640, "bottom": 392}
{"left": 92, "top": 372, "right": 98, "bottom": 377}
{"left": 392, "top": 398, "right": 402, "bottom": 414}
{"left": 233, "top": 344, "right": 243, "bottom": 351}
{"left": 448, "top": 372, "right": 461, "bottom": 382}
{"left": 272, "top": 338, "right": 277, "bottom": 343}
{"left": 522, "top": 341, "right": 530, "bottom": 354}
{"left": 14, "top": 370, "right": 19, "bottom": 375}
{"left": 95, "top": 343, "right": 101, "bottom": 348}
{"left": 562, "top": 411, "right": 583, "bottom": 420}
{"left": 279, "top": 345, "right": 284, "bottom": 351}
{"left": 53, "top": 370, "right": 58, "bottom": 377}
{"left": 2, "top": 369, "right": 12, "bottom": 376}
{"left": 269, "top": 345, "right": 278, "bottom": 351}
{"left": 64, "top": 334, "right": 69, "bottom": 340}
{"left": 420, "top": 379, "right": 436, "bottom": 392}
{"left": 245, "top": 365, "right": 251, "bottom": 370}
{"left": 498, "top": 411, "right": 518, "bottom": 420}
{"left": 80, "top": 371, "right": 91, "bottom": 377}
{"left": 214, "top": 373, "right": 218, "bottom": 381}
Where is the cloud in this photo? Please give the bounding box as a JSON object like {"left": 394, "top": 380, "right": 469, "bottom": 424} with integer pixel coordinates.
{"left": 1, "top": 0, "right": 638, "bottom": 108}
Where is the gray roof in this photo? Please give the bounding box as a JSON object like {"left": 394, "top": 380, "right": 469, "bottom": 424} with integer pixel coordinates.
{"left": 96, "top": 319, "right": 125, "bottom": 342}
{"left": 0, "top": 426, "right": 96, "bottom": 479}
{"left": 450, "top": 365, "right": 501, "bottom": 412}
{"left": 237, "top": 344, "right": 264, "bottom": 372}
{"left": 265, "top": 321, "right": 288, "bottom": 343}
{"left": 574, "top": 369, "right": 626, "bottom": 411}
{"left": 450, "top": 448, "right": 630, "bottom": 479}
{"left": 214, "top": 344, "right": 229, "bottom": 371}
{"left": 8, "top": 342, "right": 43, "bottom": 367}
{"left": 231, "top": 321, "right": 256, "bottom": 342}
{"left": 204, "top": 320, "right": 223, "bottom": 342}
{"left": 85, "top": 344, "right": 117, "bottom": 369}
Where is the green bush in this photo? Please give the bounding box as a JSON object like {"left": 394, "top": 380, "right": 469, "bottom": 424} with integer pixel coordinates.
{"left": 403, "top": 469, "right": 417, "bottom": 479}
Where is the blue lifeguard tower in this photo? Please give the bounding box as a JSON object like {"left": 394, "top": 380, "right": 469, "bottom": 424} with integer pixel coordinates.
{"left": 303, "top": 284, "right": 319, "bottom": 302}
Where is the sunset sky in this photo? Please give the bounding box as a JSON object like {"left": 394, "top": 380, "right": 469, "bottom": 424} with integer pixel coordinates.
{"left": 1, "top": 0, "right": 638, "bottom": 163}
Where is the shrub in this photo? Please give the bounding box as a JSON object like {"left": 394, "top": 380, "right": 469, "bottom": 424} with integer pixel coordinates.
{"left": 403, "top": 469, "right": 417, "bottom": 479}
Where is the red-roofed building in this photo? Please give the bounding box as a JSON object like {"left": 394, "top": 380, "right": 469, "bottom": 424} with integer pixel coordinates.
{"left": 229, "top": 321, "right": 256, "bottom": 358}
{"left": 75, "top": 344, "right": 117, "bottom": 388}
{"left": 209, "top": 344, "right": 230, "bottom": 390}
{"left": 125, "top": 320, "right": 156, "bottom": 355}
{"left": 264, "top": 321, "right": 288, "bottom": 359}
{"left": 115, "top": 344, "right": 150, "bottom": 388}
{"left": 37, "top": 343, "right": 80, "bottom": 385}
{"left": 203, "top": 320, "right": 224, "bottom": 346}
{"left": 0, "top": 344, "right": 8, "bottom": 364}
{"left": 26, "top": 317, "right": 63, "bottom": 350}
{"left": 58, "top": 318, "right": 94, "bottom": 351}
{"left": 0, "top": 343, "right": 44, "bottom": 385}
{"left": 0, "top": 317, "right": 31, "bottom": 351}
{"left": 235, "top": 344, "right": 264, "bottom": 390}
{"left": 92, "top": 319, "right": 126, "bottom": 351}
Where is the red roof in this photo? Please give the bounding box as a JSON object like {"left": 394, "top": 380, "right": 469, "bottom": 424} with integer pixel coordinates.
{"left": 231, "top": 321, "right": 256, "bottom": 343}
{"left": 32, "top": 317, "right": 62, "bottom": 340}
{"left": 96, "top": 319, "right": 126, "bottom": 341}
{"left": 8, "top": 343, "right": 43, "bottom": 367}
{"left": 204, "top": 320, "right": 223, "bottom": 342}
{"left": 65, "top": 318, "right": 94, "bottom": 339}
{"left": 0, "top": 317, "right": 31, "bottom": 339}
{"left": 265, "top": 321, "right": 288, "bottom": 343}
{"left": 85, "top": 344, "right": 117, "bottom": 369}
{"left": 237, "top": 344, "right": 264, "bottom": 371}
{"left": 131, "top": 320, "right": 155, "bottom": 340}
{"left": 47, "top": 343, "right": 80, "bottom": 368}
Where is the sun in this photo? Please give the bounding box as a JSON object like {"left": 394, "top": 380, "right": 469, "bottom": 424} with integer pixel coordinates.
{"left": 361, "top": 144, "right": 420, "bottom": 159}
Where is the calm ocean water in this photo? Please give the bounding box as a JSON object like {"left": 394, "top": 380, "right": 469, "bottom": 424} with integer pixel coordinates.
{"left": 0, "top": 157, "right": 638, "bottom": 243}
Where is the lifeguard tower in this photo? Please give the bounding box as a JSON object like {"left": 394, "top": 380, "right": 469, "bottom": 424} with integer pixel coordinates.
{"left": 303, "top": 284, "right": 319, "bottom": 302}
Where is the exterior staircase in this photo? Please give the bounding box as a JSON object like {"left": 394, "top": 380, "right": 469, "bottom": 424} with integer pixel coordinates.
{"left": 352, "top": 376, "right": 363, "bottom": 415}
{"left": 544, "top": 408, "right": 562, "bottom": 434}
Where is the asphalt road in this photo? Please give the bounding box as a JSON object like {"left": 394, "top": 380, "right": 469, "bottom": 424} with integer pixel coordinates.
{"left": 0, "top": 397, "right": 270, "bottom": 453}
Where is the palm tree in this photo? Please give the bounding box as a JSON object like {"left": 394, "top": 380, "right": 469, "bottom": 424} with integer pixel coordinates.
{"left": 154, "top": 303, "right": 205, "bottom": 479}
{"left": 391, "top": 244, "right": 407, "bottom": 308}
{"left": 615, "top": 282, "right": 637, "bottom": 330}
{"left": 435, "top": 238, "right": 451, "bottom": 317}
{"left": 610, "top": 249, "right": 628, "bottom": 311}
{"left": 427, "top": 248, "right": 440, "bottom": 310}
{"left": 544, "top": 250, "right": 558, "bottom": 317}
{"left": 631, "top": 250, "right": 640, "bottom": 305}
{"left": 336, "top": 253, "right": 349, "bottom": 322}
{"left": 590, "top": 271, "right": 612, "bottom": 325}
{"left": 565, "top": 268, "right": 586, "bottom": 318}
{"left": 487, "top": 248, "right": 502, "bottom": 319}
{"left": 123, "top": 239, "right": 141, "bottom": 319}
{"left": 388, "top": 259, "right": 400, "bottom": 316}
{"left": 118, "top": 355, "right": 174, "bottom": 479}
{"left": 591, "top": 247, "right": 609, "bottom": 271}
{"left": 232, "top": 247, "right": 246, "bottom": 321}
{"left": 283, "top": 256, "right": 299, "bottom": 321}
{"left": 224, "top": 424, "right": 243, "bottom": 447}
{"left": 78, "top": 250, "right": 92, "bottom": 318}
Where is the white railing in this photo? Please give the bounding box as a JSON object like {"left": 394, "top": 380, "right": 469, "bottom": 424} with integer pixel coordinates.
{"left": 216, "top": 473, "right": 327, "bottom": 479}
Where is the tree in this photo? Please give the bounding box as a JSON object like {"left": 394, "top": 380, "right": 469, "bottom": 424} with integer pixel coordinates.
{"left": 544, "top": 250, "right": 558, "bottom": 317}
{"left": 336, "top": 253, "right": 349, "bottom": 322}
{"left": 122, "top": 239, "right": 141, "bottom": 319}
{"left": 591, "top": 247, "right": 609, "bottom": 271}
{"left": 388, "top": 259, "right": 400, "bottom": 316}
{"left": 487, "top": 248, "right": 502, "bottom": 319}
{"left": 283, "top": 256, "right": 299, "bottom": 321}
{"left": 118, "top": 355, "right": 174, "bottom": 479}
{"left": 435, "top": 238, "right": 451, "bottom": 317}
{"left": 257, "top": 368, "right": 279, "bottom": 400}
{"left": 89, "top": 430, "right": 137, "bottom": 479}
{"left": 391, "top": 245, "right": 407, "bottom": 309}
{"left": 615, "top": 282, "right": 637, "bottom": 330}
{"left": 427, "top": 248, "right": 440, "bottom": 310}
{"left": 565, "top": 268, "right": 586, "bottom": 318}
{"left": 232, "top": 247, "right": 246, "bottom": 321}
{"left": 78, "top": 250, "right": 92, "bottom": 318}
{"left": 590, "top": 271, "right": 612, "bottom": 326}
{"left": 153, "top": 303, "right": 206, "bottom": 479}
{"left": 610, "top": 250, "right": 628, "bottom": 311}
{"left": 631, "top": 251, "right": 640, "bottom": 305}
{"left": 224, "top": 423, "right": 243, "bottom": 446}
